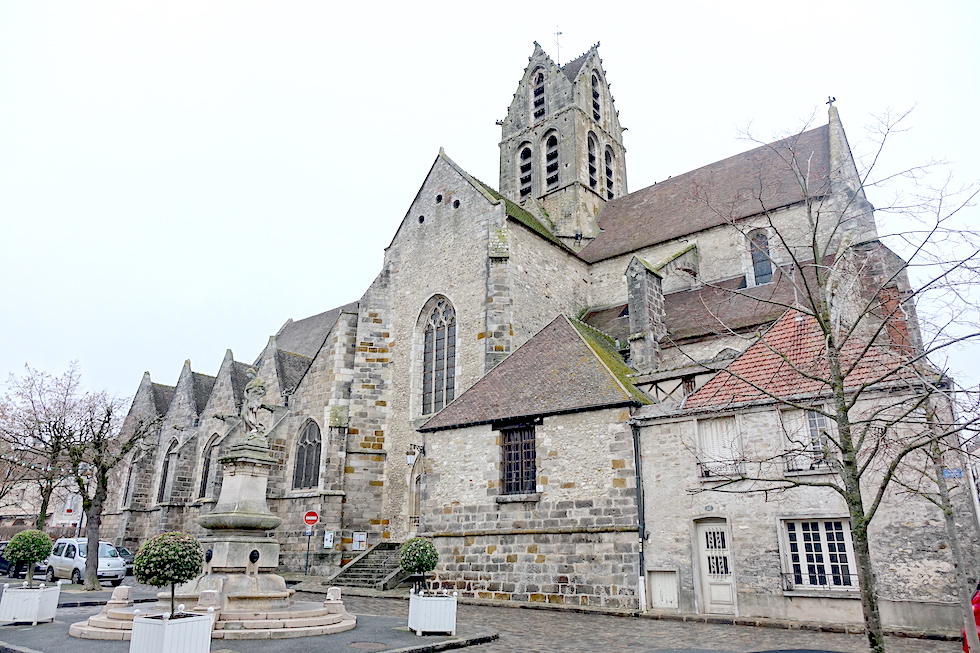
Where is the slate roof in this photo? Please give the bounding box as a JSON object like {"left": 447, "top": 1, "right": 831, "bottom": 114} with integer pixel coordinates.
{"left": 561, "top": 49, "right": 592, "bottom": 81}
{"left": 583, "top": 267, "right": 798, "bottom": 344}
{"left": 191, "top": 372, "right": 216, "bottom": 416}
{"left": 230, "top": 360, "right": 252, "bottom": 409}
{"left": 579, "top": 125, "right": 831, "bottom": 263}
{"left": 151, "top": 383, "right": 175, "bottom": 416}
{"left": 420, "top": 315, "right": 649, "bottom": 432}
{"left": 276, "top": 349, "right": 313, "bottom": 395}
{"left": 275, "top": 302, "right": 358, "bottom": 359}
{"left": 684, "top": 309, "right": 914, "bottom": 411}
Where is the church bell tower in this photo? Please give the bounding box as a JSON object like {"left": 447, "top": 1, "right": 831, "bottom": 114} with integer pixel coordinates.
{"left": 498, "top": 43, "right": 627, "bottom": 249}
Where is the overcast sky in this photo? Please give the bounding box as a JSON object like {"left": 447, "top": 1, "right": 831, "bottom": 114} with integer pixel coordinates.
{"left": 1, "top": 1, "right": 977, "bottom": 398}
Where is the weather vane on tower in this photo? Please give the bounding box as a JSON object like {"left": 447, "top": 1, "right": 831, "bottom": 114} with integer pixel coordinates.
{"left": 554, "top": 27, "right": 563, "bottom": 65}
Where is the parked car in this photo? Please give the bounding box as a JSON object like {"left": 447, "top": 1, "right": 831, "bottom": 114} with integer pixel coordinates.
{"left": 0, "top": 540, "right": 47, "bottom": 579}
{"left": 44, "top": 538, "right": 126, "bottom": 586}
{"left": 115, "top": 545, "right": 135, "bottom": 575}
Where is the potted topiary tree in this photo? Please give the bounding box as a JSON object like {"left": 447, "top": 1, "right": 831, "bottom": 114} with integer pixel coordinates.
{"left": 402, "top": 537, "right": 456, "bottom": 636}
{"left": 0, "top": 529, "right": 59, "bottom": 625}
{"left": 130, "top": 532, "right": 210, "bottom": 653}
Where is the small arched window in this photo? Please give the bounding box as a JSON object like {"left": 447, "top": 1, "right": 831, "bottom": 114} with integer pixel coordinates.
{"left": 199, "top": 435, "right": 220, "bottom": 499}
{"left": 749, "top": 230, "right": 773, "bottom": 285}
{"left": 422, "top": 298, "right": 457, "bottom": 415}
{"left": 531, "top": 68, "right": 546, "bottom": 120}
{"left": 157, "top": 440, "right": 178, "bottom": 504}
{"left": 518, "top": 145, "right": 533, "bottom": 197}
{"left": 591, "top": 72, "right": 601, "bottom": 121}
{"left": 587, "top": 134, "right": 598, "bottom": 189}
{"left": 293, "top": 421, "right": 322, "bottom": 489}
{"left": 604, "top": 147, "right": 615, "bottom": 199}
{"left": 545, "top": 133, "right": 559, "bottom": 191}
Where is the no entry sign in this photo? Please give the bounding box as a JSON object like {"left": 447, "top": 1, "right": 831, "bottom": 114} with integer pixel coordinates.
{"left": 304, "top": 511, "right": 319, "bottom": 525}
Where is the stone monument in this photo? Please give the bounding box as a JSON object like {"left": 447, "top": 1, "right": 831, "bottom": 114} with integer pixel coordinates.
{"left": 70, "top": 370, "right": 356, "bottom": 640}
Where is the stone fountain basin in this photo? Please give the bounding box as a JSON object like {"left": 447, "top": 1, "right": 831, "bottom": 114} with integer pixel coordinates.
{"left": 197, "top": 513, "right": 282, "bottom": 530}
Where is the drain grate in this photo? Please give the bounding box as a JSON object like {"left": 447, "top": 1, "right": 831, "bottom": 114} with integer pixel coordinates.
{"left": 349, "top": 642, "right": 387, "bottom": 651}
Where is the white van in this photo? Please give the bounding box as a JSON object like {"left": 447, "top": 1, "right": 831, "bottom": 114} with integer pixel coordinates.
{"left": 45, "top": 538, "right": 126, "bottom": 586}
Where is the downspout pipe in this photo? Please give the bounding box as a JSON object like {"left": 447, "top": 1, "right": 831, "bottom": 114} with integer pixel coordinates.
{"left": 631, "top": 418, "right": 647, "bottom": 611}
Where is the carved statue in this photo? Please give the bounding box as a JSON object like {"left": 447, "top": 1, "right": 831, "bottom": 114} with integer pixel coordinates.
{"left": 241, "top": 369, "right": 271, "bottom": 445}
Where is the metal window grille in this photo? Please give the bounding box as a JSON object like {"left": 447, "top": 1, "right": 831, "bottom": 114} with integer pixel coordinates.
{"left": 422, "top": 300, "right": 456, "bottom": 415}
{"left": 292, "top": 421, "right": 322, "bottom": 489}
{"left": 502, "top": 426, "right": 536, "bottom": 494}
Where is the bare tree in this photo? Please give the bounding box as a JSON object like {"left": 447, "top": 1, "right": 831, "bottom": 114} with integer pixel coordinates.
{"left": 0, "top": 365, "right": 157, "bottom": 590}
{"left": 66, "top": 392, "right": 157, "bottom": 590}
{"left": 0, "top": 365, "right": 80, "bottom": 530}
{"left": 681, "top": 108, "right": 980, "bottom": 653}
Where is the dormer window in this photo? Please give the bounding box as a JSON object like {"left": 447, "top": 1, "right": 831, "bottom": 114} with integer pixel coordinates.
{"left": 545, "top": 133, "right": 559, "bottom": 190}
{"left": 518, "top": 145, "right": 533, "bottom": 197}
{"left": 531, "top": 69, "right": 546, "bottom": 120}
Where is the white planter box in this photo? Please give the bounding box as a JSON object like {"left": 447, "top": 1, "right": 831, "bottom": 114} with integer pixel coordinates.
{"left": 0, "top": 582, "right": 61, "bottom": 625}
{"left": 129, "top": 612, "right": 213, "bottom": 653}
{"left": 408, "top": 590, "right": 457, "bottom": 635}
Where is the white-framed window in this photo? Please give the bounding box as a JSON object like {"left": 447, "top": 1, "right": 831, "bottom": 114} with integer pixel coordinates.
{"left": 697, "top": 416, "right": 743, "bottom": 478}
{"left": 782, "top": 409, "right": 833, "bottom": 473}
{"left": 781, "top": 519, "right": 857, "bottom": 591}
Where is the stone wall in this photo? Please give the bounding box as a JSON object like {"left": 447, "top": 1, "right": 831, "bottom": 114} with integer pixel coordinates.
{"left": 637, "top": 398, "right": 980, "bottom": 633}
{"left": 422, "top": 408, "right": 641, "bottom": 608}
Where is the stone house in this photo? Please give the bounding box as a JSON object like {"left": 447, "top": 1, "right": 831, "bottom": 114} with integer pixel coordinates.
{"left": 102, "top": 43, "right": 978, "bottom": 632}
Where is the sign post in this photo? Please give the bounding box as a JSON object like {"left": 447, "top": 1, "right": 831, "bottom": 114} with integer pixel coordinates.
{"left": 304, "top": 511, "right": 318, "bottom": 575}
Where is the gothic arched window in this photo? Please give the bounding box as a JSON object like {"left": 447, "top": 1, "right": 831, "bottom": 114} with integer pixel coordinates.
{"left": 531, "top": 68, "right": 546, "bottom": 120}
{"left": 199, "top": 435, "right": 220, "bottom": 499}
{"left": 749, "top": 230, "right": 773, "bottom": 285}
{"left": 292, "top": 420, "right": 322, "bottom": 489}
{"left": 157, "top": 440, "right": 178, "bottom": 504}
{"left": 588, "top": 134, "right": 598, "bottom": 190}
{"left": 592, "top": 72, "right": 601, "bottom": 121}
{"left": 544, "top": 133, "right": 559, "bottom": 191}
{"left": 422, "top": 298, "right": 456, "bottom": 415}
{"left": 518, "top": 144, "right": 533, "bottom": 198}
{"left": 604, "top": 147, "right": 615, "bottom": 199}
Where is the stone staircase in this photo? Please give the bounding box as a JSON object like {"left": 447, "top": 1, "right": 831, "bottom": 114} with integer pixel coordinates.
{"left": 326, "top": 542, "right": 405, "bottom": 590}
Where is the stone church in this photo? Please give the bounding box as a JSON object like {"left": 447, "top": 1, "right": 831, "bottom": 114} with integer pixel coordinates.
{"left": 104, "top": 44, "right": 978, "bottom": 633}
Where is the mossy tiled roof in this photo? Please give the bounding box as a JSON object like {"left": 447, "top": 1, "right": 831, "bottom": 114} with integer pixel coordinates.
{"left": 468, "top": 176, "right": 568, "bottom": 249}
{"left": 420, "top": 315, "right": 649, "bottom": 432}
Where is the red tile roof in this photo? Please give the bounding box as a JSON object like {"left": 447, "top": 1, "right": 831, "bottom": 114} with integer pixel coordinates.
{"left": 684, "top": 309, "right": 914, "bottom": 410}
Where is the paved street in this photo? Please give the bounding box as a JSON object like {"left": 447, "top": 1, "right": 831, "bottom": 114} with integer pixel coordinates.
{"left": 338, "top": 595, "right": 961, "bottom": 653}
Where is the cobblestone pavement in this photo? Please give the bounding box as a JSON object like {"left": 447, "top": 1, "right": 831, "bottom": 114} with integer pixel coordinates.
{"left": 335, "top": 595, "right": 961, "bottom": 653}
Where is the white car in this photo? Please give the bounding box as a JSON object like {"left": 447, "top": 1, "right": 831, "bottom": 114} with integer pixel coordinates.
{"left": 45, "top": 538, "right": 126, "bottom": 586}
